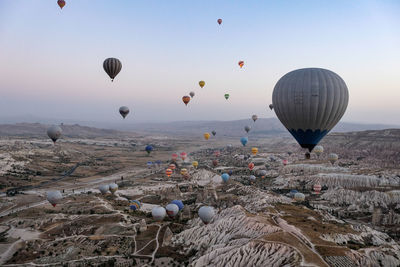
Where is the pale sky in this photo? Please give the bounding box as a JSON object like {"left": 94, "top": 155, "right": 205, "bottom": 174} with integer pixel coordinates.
{"left": 0, "top": 0, "right": 399, "bottom": 124}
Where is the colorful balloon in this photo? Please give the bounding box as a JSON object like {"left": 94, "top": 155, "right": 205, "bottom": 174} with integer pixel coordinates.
{"left": 238, "top": 61, "right": 244, "bottom": 68}
{"left": 57, "top": 0, "right": 66, "bottom": 9}
{"left": 199, "top": 81, "right": 205, "bottom": 88}
{"left": 180, "top": 152, "right": 187, "bottom": 160}
{"left": 180, "top": 168, "right": 188, "bottom": 176}
{"left": 214, "top": 151, "right": 220, "bottom": 157}
{"left": 251, "top": 147, "right": 258, "bottom": 156}
{"left": 272, "top": 68, "right": 349, "bottom": 152}
{"left": 103, "top": 58, "right": 122, "bottom": 82}
{"left": 119, "top": 106, "right": 129, "bottom": 119}
{"left": 313, "top": 183, "right": 322, "bottom": 194}
{"left": 166, "top": 204, "right": 179, "bottom": 218}
{"left": 282, "top": 159, "right": 288, "bottom": 166}
{"left": 130, "top": 200, "right": 141, "bottom": 211}
{"left": 212, "top": 159, "right": 218, "bottom": 167}
{"left": 248, "top": 162, "right": 255, "bottom": 171}
{"left": 204, "top": 133, "right": 210, "bottom": 140}
{"left": 166, "top": 168, "right": 173, "bottom": 177}
{"left": 182, "top": 96, "right": 190, "bottom": 106}
{"left": 169, "top": 164, "right": 176, "bottom": 171}
{"left": 240, "top": 137, "right": 248, "bottom": 146}
{"left": 171, "top": 153, "right": 178, "bottom": 161}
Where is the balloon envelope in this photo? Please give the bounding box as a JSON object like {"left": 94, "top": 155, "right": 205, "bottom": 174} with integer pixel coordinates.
{"left": 294, "top": 192, "right": 305, "bottom": 202}
{"left": 198, "top": 206, "right": 215, "bottom": 224}
{"left": 217, "top": 18, "right": 222, "bottom": 25}
{"left": 103, "top": 58, "right": 122, "bottom": 81}
{"left": 221, "top": 173, "right": 230, "bottom": 182}
{"left": 47, "top": 191, "right": 62, "bottom": 207}
{"left": 240, "top": 137, "right": 248, "bottom": 146}
{"left": 119, "top": 106, "right": 129, "bottom": 119}
{"left": 190, "top": 91, "right": 195, "bottom": 98}
{"left": 244, "top": 126, "right": 251, "bottom": 133}
{"left": 47, "top": 125, "right": 62, "bottom": 143}
{"left": 57, "top": 0, "right": 65, "bottom": 9}
{"left": 130, "top": 200, "right": 141, "bottom": 211}
{"left": 211, "top": 130, "right": 216, "bottom": 136}
{"left": 109, "top": 183, "right": 118, "bottom": 194}
{"left": 313, "top": 145, "right": 324, "bottom": 157}
{"left": 145, "top": 145, "right": 153, "bottom": 154}
{"left": 152, "top": 206, "right": 166, "bottom": 222}
{"left": 199, "top": 81, "right": 205, "bottom": 88}
{"left": 171, "top": 200, "right": 184, "bottom": 211}
{"left": 192, "top": 161, "right": 198, "bottom": 168}
{"left": 204, "top": 133, "right": 210, "bottom": 140}
{"left": 269, "top": 104, "right": 274, "bottom": 110}
{"left": 328, "top": 153, "right": 338, "bottom": 165}
{"left": 99, "top": 184, "right": 109, "bottom": 195}
{"left": 251, "top": 147, "right": 258, "bottom": 155}
{"left": 238, "top": 61, "right": 244, "bottom": 68}
{"left": 182, "top": 96, "right": 190, "bottom": 106}
{"left": 166, "top": 203, "right": 179, "bottom": 218}
{"left": 224, "top": 94, "right": 230, "bottom": 100}
{"left": 272, "top": 68, "right": 349, "bottom": 152}
{"left": 252, "top": 115, "right": 258, "bottom": 122}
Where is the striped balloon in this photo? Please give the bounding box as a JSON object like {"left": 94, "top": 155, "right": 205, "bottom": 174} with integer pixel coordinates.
{"left": 103, "top": 58, "right": 122, "bottom": 82}
{"left": 272, "top": 68, "right": 349, "bottom": 152}
{"left": 165, "top": 168, "right": 173, "bottom": 177}
{"left": 130, "top": 200, "right": 141, "bottom": 211}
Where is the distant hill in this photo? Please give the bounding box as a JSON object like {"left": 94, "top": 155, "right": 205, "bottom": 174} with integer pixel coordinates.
{"left": 125, "top": 118, "right": 399, "bottom": 137}
{"left": 0, "top": 123, "right": 137, "bottom": 139}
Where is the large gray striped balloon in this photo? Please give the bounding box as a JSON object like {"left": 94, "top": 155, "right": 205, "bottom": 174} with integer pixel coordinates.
{"left": 103, "top": 58, "right": 122, "bottom": 81}
{"left": 272, "top": 68, "right": 349, "bottom": 151}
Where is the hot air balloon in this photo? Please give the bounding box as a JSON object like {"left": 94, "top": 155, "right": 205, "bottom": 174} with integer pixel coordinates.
{"left": 152, "top": 206, "right": 166, "bottom": 222}
{"left": 57, "top": 0, "right": 66, "bottom": 9}
{"left": 166, "top": 204, "right": 179, "bottom": 218}
{"left": 130, "top": 200, "right": 141, "bottom": 211}
{"left": 272, "top": 68, "right": 349, "bottom": 152}
{"left": 180, "top": 168, "right": 188, "bottom": 177}
{"left": 192, "top": 161, "right": 199, "bottom": 168}
{"left": 147, "top": 161, "right": 153, "bottom": 168}
{"left": 251, "top": 147, "right": 258, "bottom": 156}
{"left": 258, "top": 170, "right": 267, "bottom": 178}
{"left": 109, "top": 183, "right": 118, "bottom": 194}
{"left": 171, "top": 153, "right": 178, "bottom": 161}
{"left": 190, "top": 91, "right": 195, "bottom": 98}
{"left": 214, "top": 151, "right": 220, "bottom": 157}
{"left": 244, "top": 125, "right": 251, "bottom": 133}
{"left": 313, "top": 145, "right": 324, "bottom": 158}
{"left": 269, "top": 104, "right": 273, "bottom": 110}
{"left": 198, "top": 206, "right": 215, "bottom": 224}
{"left": 165, "top": 168, "right": 173, "bottom": 177}
{"left": 228, "top": 170, "right": 233, "bottom": 176}
{"left": 171, "top": 200, "right": 184, "bottom": 211}
{"left": 289, "top": 190, "right": 298, "bottom": 198}
{"left": 282, "top": 159, "right": 288, "bottom": 166}
{"left": 221, "top": 173, "right": 230, "bottom": 183}
{"left": 103, "top": 58, "right": 122, "bottom": 82}
{"left": 224, "top": 94, "right": 230, "bottom": 100}
{"left": 204, "top": 133, "right": 210, "bottom": 140}
{"left": 47, "top": 125, "right": 62, "bottom": 144}
{"left": 145, "top": 145, "right": 153, "bottom": 155}
{"left": 240, "top": 137, "right": 248, "bottom": 146}
{"left": 119, "top": 106, "right": 129, "bottom": 119}
{"left": 211, "top": 130, "right": 216, "bottom": 136}
{"left": 313, "top": 183, "right": 322, "bottom": 194}
{"left": 169, "top": 163, "right": 176, "bottom": 171}
{"left": 248, "top": 162, "right": 255, "bottom": 171}
{"left": 238, "top": 61, "right": 244, "bottom": 68}
{"left": 252, "top": 115, "right": 258, "bottom": 122}
{"left": 99, "top": 184, "right": 109, "bottom": 195}
{"left": 217, "top": 18, "right": 222, "bottom": 25}
{"left": 199, "top": 81, "right": 205, "bottom": 88}
{"left": 294, "top": 192, "right": 305, "bottom": 202}
{"left": 328, "top": 153, "right": 338, "bottom": 165}
{"left": 46, "top": 191, "right": 62, "bottom": 207}
{"left": 180, "top": 152, "right": 187, "bottom": 161}
{"left": 249, "top": 175, "right": 256, "bottom": 181}
{"left": 212, "top": 159, "right": 218, "bottom": 167}
{"left": 182, "top": 96, "right": 190, "bottom": 106}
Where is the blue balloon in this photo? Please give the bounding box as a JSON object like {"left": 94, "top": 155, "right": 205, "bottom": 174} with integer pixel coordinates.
{"left": 240, "top": 137, "right": 248, "bottom": 146}
{"left": 130, "top": 200, "right": 141, "bottom": 211}
{"left": 228, "top": 170, "right": 233, "bottom": 176}
{"left": 145, "top": 145, "right": 153, "bottom": 154}
{"left": 171, "top": 200, "right": 184, "bottom": 211}
{"left": 221, "top": 173, "right": 230, "bottom": 182}
{"left": 289, "top": 189, "right": 298, "bottom": 197}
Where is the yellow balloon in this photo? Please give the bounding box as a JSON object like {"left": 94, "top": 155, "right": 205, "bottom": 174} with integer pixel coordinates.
{"left": 203, "top": 133, "right": 210, "bottom": 140}
{"left": 199, "top": 81, "right": 205, "bottom": 88}
{"left": 251, "top": 147, "right": 258, "bottom": 155}
{"left": 180, "top": 168, "right": 188, "bottom": 176}
{"left": 192, "top": 161, "right": 199, "bottom": 168}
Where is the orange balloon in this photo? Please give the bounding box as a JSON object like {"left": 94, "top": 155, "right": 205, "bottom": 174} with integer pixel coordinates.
{"left": 165, "top": 168, "right": 173, "bottom": 177}
{"left": 182, "top": 96, "right": 190, "bottom": 106}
